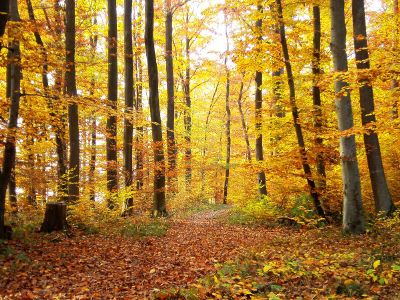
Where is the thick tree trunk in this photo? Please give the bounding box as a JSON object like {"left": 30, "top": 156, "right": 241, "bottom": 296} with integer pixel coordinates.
{"left": 276, "top": 0, "right": 325, "bottom": 218}
{"left": 255, "top": 3, "right": 268, "bottom": 197}
{"left": 40, "top": 202, "right": 67, "bottom": 233}
{"left": 312, "top": 5, "right": 327, "bottom": 201}
{"left": 223, "top": 16, "right": 231, "bottom": 205}
{"left": 124, "top": 0, "right": 134, "bottom": 214}
{"left": 107, "top": 0, "right": 118, "bottom": 207}
{"left": 145, "top": 0, "right": 167, "bottom": 216}
{"left": 165, "top": 4, "right": 178, "bottom": 192}
{"left": 0, "top": 0, "right": 21, "bottom": 240}
{"left": 237, "top": 80, "right": 251, "bottom": 161}
{"left": 65, "top": 0, "right": 79, "bottom": 202}
{"left": 352, "top": 0, "right": 394, "bottom": 216}
{"left": 331, "top": 0, "right": 365, "bottom": 234}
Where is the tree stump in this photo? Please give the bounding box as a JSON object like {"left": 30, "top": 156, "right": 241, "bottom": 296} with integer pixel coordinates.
{"left": 40, "top": 202, "right": 67, "bottom": 233}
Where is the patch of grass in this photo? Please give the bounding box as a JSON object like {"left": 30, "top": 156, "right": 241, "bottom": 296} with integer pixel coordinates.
{"left": 120, "top": 220, "right": 168, "bottom": 238}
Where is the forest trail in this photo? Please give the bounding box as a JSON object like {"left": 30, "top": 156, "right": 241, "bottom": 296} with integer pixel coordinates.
{"left": 1, "top": 210, "right": 277, "bottom": 299}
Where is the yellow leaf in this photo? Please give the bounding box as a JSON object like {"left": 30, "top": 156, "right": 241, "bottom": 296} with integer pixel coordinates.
{"left": 373, "top": 260, "right": 381, "bottom": 269}
{"left": 149, "top": 268, "right": 156, "bottom": 274}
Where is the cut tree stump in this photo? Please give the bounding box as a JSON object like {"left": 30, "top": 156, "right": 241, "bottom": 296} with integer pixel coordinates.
{"left": 40, "top": 202, "right": 67, "bottom": 233}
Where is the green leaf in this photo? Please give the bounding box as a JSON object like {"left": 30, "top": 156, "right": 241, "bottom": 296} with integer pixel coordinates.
{"left": 392, "top": 264, "right": 400, "bottom": 272}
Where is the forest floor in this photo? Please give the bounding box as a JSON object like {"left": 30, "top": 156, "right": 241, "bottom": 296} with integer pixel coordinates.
{"left": 1, "top": 207, "right": 400, "bottom": 299}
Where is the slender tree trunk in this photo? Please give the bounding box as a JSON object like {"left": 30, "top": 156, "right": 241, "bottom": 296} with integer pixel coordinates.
{"left": 312, "top": 5, "right": 327, "bottom": 198}
{"left": 44, "top": 0, "right": 68, "bottom": 202}
{"left": 145, "top": 0, "right": 167, "bottom": 216}
{"left": 352, "top": 0, "right": 394, "bottom": 215}
{"left": 255, "top": 3, "right": 268, "bottom": 197}
{"left": 134, "top": 0, "right": 144, "bottom": 191}
{"left": 165, "top": 2, "right": 178, "bottom": 192}
{"left": 65, "top": 0, "right": 79, "bottom": 202}
{"left": 89, "top": 117, "right": 96, "bottom": 201}
{"left": 392, "top": 0, "right": 399, "bottom": 118}
{"left": 276, "top": 0, "right": 325, "bottom": 217}
{"left": 331, "top": 0, "right": 365, "bottom": 234}
{"left": 237, "top": 79, "right": 251, "bottom": 161}
{"left": 123, "top": 0, "right": 134, "bottom": 214}
{"left": 107, "top": 0, "right": 118, "bottom": 207}
{"left": 27, "top": 136, "right": 37, "bottom": 205}
{"left": 183, "top": 13, "right": 192, "bottom": 190}
{"left": 200, "top": 82, "right": 220, "bottom": 195}
{"left": 223, "top": 15, "right": 231, "bottom": 205}
{"left": 88, "top": 19, "right": 97, "bottom": 202}
{"left": 0, "top": 0, "right": 21, "bottom": 239}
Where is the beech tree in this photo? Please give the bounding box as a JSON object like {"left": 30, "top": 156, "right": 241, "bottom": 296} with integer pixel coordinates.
{"left": 124, "top": 0, "right": 135, "bottom": 213}
{"left": 145, "top": 0, "right": 167, "bottom": 216}
{"left": 106, "top": 0, "right": 118, "bottom": 206}
{"left": 0, "top": 0, "right": 21, "bottom": 239}
{"left": 331, "top": 0, "right": 364, "bottom": 234}
{"left": 352, "top": 0, "right": 395, "bottom": 216}
{"left": 254, "top": 2, "right": 268, "bottom": 197}
{"left": 65, "top": 0, "right": 79, "bottom": 202}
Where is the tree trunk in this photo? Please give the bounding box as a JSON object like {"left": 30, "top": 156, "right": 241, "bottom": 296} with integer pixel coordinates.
{"left": 352, "top": 0, "right": 394, "bottom": 216}
{"left": 255, "top": 3, "right": 268, "bottom": 197}
{"left": 107, "top": 0, "right": 118, "bottom": 207}
{"left": 88, "top": 20, "right": 98, "bottom": 202}
{"left": 0, "top": 0, "right": 21, "bottom": 240}
{"left": 237, "top": 79, "right": 251, "bottom": 161}
{"left": 183, "top": 13, "right": 192, "bottom": 190}
{"left": 145, "top": 0, "right": 167, "bottom": 216}
{"left": 40, "top": 202, "right": 67, "bottom": 233}
{"left": 223, "top": 15, "right": 231, "bottom": 205}
{"left": 331, "top": 0, "right": 365, "bottom": 234}
{"left": 200, "top": 82, "right": 220, "bottom": 195}
{"left": 165, "top": 3, "right": 178, "bottom": 193}
{"left": 312, "top": 5, "right": 327, "bottom": 201}
{"left": 89, "top": 117, "right": 96, "bottom": 201}
{"left": 275, "top": 0, "right": 325, "bottom": 218}
{"left": 124, "top": 0, "right": 134, "bottom": 214}
{"left": 37, "top": 0, "right": 69, "bottom": 202}
{"left": 135, "top": 0, "right": 144, "bottom": 191}
{"left": 65, "top": 0, "right": 79, "bottom": 202}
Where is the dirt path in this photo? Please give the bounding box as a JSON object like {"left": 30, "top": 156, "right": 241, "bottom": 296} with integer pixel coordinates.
{"left": 1, "top": 211, "right": 277, "bottom": 299}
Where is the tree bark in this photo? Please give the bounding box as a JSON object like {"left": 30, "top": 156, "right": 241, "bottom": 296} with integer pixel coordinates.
{"left": 275, "top": 0, "right": 325, "bottom": 218}
{"left": 183, "top": 11, "right": 192, "bottom": 190}
{"left": 124, "top": 0, "right": 134, "bottom": 214}
{"left": 352, "top": 0, "right": 394, "bottom": 216}
{"left": 312, "top": 5, "right": 327, "bottom": 200}
{"left": 165, "top": 2, "right": 178, "bottom": 192}
{"left": 107, "top": 0, "right": 118, "bottom": 207}
{"left": 134, "top": 0, "right": 144, "bottom": 191}
{"left": 255, "top": 2, "right": 268, "bottom": 197}
{"left": 331, "top": 0, "right": 365, "bottom": 234}
{"left": 0, "top": 0, "right": 21, "bottom": 239}
{"left": 65, "top": 0, "right": 79, "bottom": 202}
{"left": 223, "top": 15, "right": 231, "bottom": 205}
{"left": 145, "top": 0, "right": 167, "bottom": 216}
{"left": 40, "top": 202, "right": 67, "bottom": 233}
